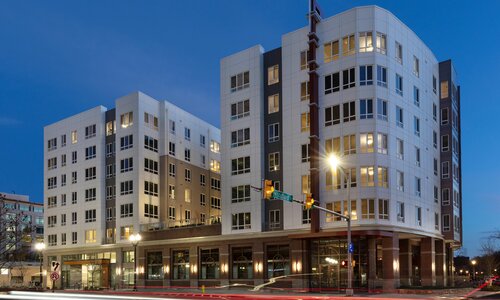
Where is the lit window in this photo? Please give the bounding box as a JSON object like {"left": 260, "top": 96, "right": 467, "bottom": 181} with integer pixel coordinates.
{"left": 268, "top": 94, "right": 279, "bottom": 114}
{"left": 300, "top": 112, "right": 310, "bottom": 132}
{"left": 358, "top": 32, "right": 373, "bottom": 52}
{"left": 376, "top": 32, "right": 386, "bottom": 54}
{"left": 342, "top": 34, "right": 355, "bottom": 56}
{"left": 324, "top": 40, "right": 339, "bottom": 62}
{"left": 268, "top": 65, "right": 279, "bottom": 85}
{"left": 120, "top": 112, "right": 133, "bottom": 128}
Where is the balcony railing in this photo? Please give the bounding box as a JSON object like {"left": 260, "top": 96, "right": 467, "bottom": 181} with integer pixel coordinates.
{"left": 140, "top": 215, "right": 221, "bottom": 232}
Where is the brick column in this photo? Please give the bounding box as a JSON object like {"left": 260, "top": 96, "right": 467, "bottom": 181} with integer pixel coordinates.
{"left": 420, "top": 237, "right": 436, "bottom": 286}
{"left": 382, "top": 234, "right": 400, "bottom": 291}
{"left": 253, "top": 241, "right": 265, "bottom": 285}
{"left": 368, "top": 238, "right": 377, "bottom": 290}
{"left": 447, "top": 244, "right": 454, "bottom": 287}
{"left": 220, "top": 244, "right": 230, "bottom": 286}
{"left": 399, "top": 239, "right": 412, "bottom": 286}
{"left": 435, "top": 239, "right": 445, "bottom": 286}
{"left": 189, "top": 246, "right": 198, "bottom": 287}
{"left": 290, "top": 239, "right": 306, "bottom": 289}
{"left": 138, "top": 246, "right": 145, "bottom": 288}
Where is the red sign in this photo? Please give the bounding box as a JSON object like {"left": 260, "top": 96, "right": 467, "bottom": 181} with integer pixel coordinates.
{"left": 50, "top": 272, "right": 60, "bottom": 281}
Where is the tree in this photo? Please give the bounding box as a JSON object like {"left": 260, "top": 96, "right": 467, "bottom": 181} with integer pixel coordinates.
{"left": 0, "top": 193, "right": 37, "bottom": 271}
{"left": 480, "top": 237, "right": 499, "bottom": 276}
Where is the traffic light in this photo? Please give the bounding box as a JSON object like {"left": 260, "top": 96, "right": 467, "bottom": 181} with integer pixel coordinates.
{"left": 263, "top": 180, "right": 275, "bottom": 200}
{"left": 305, "top": 193, "right": 315, "bottom": 209}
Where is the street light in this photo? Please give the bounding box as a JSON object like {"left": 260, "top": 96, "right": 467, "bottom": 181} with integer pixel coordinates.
{"left": 471, "top": 259, "right": 477, "bottom": 281}
{"left": 34, "top": 242, "right": 45, "bottom": 289}
{"left": 327, "top": 154, "right": 353, "bottom": 296}
{"left": 129, "top": 233, "right": 142, "bottom": 291}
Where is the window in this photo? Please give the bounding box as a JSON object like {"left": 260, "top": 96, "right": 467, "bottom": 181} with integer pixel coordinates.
{"left": 184, "top": 210, "right": 191, "bottom": 223}
{"left": 106, "top": 142, "right": 115, "bottom": 157}
{"left": 120, "top": 134, "right": 133, "bottom": 150}
{"left": 441, "top": 81, "right": 449, "bottom": 99}
{"left": 342, "top": 34, "right": 355, "bottom": 56}
{"left": 360, "top": 99, "right": 373, "bottom": 119}
{"left": 231, "top": 99, "right": 250, "bottom": 120}
{"left": 61, "top": 233, "right": 66, "bottom": 245}
{"left": 301, "top": 144, "right": 310, "bottom": 162}
{"left": 72, "top": 212, "right": 77, "bottom": 224}
{"left": 105, "top": 185, "right": 116, "bottom": 201}
{"left": 376, "top": 65, "right": 387, "bottom": 87}
{"left": 376, "top": 32, "right": 386, "bottom": 54}
{"left": 211, "top": 178, "right": 221, "bottom": 191}
{"left": 168, "top": 185, "right": 175, "bottom": 199}
{"left": 300, "top": 50, "right": 309, "bottom": 70}
{"left": 85, "top": 167, "right": 96, "bottom": 181}
{"left": 443, "top": 215, "right": 450, "bottom": 231}
{"left": 377, "top": 133, "right": 388, "bottom": 154}
{"left": 106, "top": 121, "right": 115, "bottom": 136}
{"left": 230, "top": 71, "right": 249, "bottom": 92}
{"left": 121, "top": 112, "right": 133, "bottom": 128}
{"left": 441, "top": 108, "right": 449, "bottom": 125}
{"left": 210, "top": 159, "right": 220, "bottom": 173}
{"left": 85, "top": 209, "right": 96, "bottom": 223}
{"left": 269, "top": 152, "right": 280, "bottom": 171}
{"left": 325, "top": 72, "right": 340, "bottom": 94}
{"left": 378, "top": 199, "right": 389, "bottom": 220}
{"left": 120, "top": 157, "right": 133, "bottom": 173}
{"left": 211, "top": 197, "right": 221, "bottom": 209}
{"left": 120, "top": 226, "right": 133, "bottom": 240}
{"left": 266, "top": 245, "right": 290, "bottom": 278}
{"left": 47, "top": 138, "right": 57, "bottom": 151}
{"left": 359, "top": 65, "right": 373, "bottom": 85}
{"left": 397, "top": 202, "right": 405, "bottom": 222}
{"left": 120, "top": 180, "right": 133, "bottom": 195}
{"left": 72, "top": 192, "right": 77, "bottom": 204}
{"left": 361, "top": 199, "right": 375, "bottom": 219}
{"left": 301, "top": 112, "right": 310, "bottom": 132}
{"left": 343, "top": 101, "right": 356, "bottom": 122}
{"left": 343, "top": 134, "right": 356, "bottom": 155}
{"left": 144, "top": 112, "right": 159, "bottom": 130}
{"left": 360, "top": 133, "right": 374, "bottom": 153}
{"left": 210, "top": 140, "right": 220, "bottom": 154}
{"left": 48, "top": 234, "right": 57, "bottom": 246}
{"left": 413, "top": 56, "right": 420, "bottom": 77}
{"left": 71, "top": 130, "right": 78, "bottom": 144}
{"left": 268, "top": 94, "right": 279, "bottom": 114}
{"left": 144, "top": 158, "right": 158, "bottom": 174}
{"left": 61, "top": 134, "right": 67, "bottom": 147}
{"left": 232, "top": 185, "right": 250, "bottom": 203}
{"left": 184, "top": 127, "right": 191, "bottom": 141}
{"left": 442, "top": 135, "right": 450, "bottom": 152}
{"left": 324, "top": 40, "right": 339, "bottom": 62}
{"left": 144, "top": 135, "right": 158, "bottom": 152}
{"left": 269, "top": 210, "right": 281, "bottom": 229}
{"left": 396, "top": 170, "right": 404, "bottom": 191}
{"left": 377, "top": 167, "right": 388, "bottom": 188}
{"left": 433, "top": 76, "right": 437, "bottom": 94}
{"left": 71, "top": 231, "right": 77, "bottom": 244}
{"left": 200, "top": 134, "right": 206, "bottom": 148}
{"left": 185, "top": 168, "right": 192, "bottom": 182}
{"left": 85, "top": 188, "right": 96, "bottom": 202}
{"left": 120, "top": 203, "right": 133, "bottom": 218}
{"left": 433, "top": 103, "right": 438, "bottom": 121}
{"left": 415, "top": 177, "right": 421, "bottom": 197}
{"left": 184, "top": 148, "right": 191, "bottom": 162}
{"left": 268, "top": 123, "right": 280, "bottom": 142}
{"left": 168, "top": 207, "right": 176, "bottom": 221}
{"left": 377, "top": 99, "right": 387, "bottom": 121}
{"left": 61, "top": 154, "right": 66, "bottom": 166}
{"left": 300, "top": 81, "right": 310, "bottom": 101}
{"left": 395, "top": 73, "right": 403, "bottom": 96}
{"left": 169, "top": 119, "right": 176, "bottom": 134}
{"left": 168, "top": 142, "right": 176, "bottom": 156}
{"left": 172, "top": 249, "right": 189, "bottom": 279}
{"left": 200, "top": 248, "right": 220, "bottom": 279}
{"left": 442, "top": 161, "right": 450, "bottom": 179}
{"left": 395, "top": 41, "right": 403, "bottom": 64}
{"left": 413, "top": 86, "right": 420, "bottom": 107}
{"left": 48, "top": 157, "right": 57, "bottom": 170}
{"left": 146, "top": 252, "right": 163, "bottom": 280}
{"left": 72, "top": 151, "right": 77, "bottom": 164}
{"left": 144, "top": 181, "right": 159, "bottom": 197}
{"left": 85, "top": 124, "right": 96, "bottom": 139}
{"left": 324, "top": 105, "right": 340, "bottom": 127}
{"left": 61, "top": 194, "right": 66, "bottom": 206}
{"left": 396, "top": 106, "right": 404, "bottom": 128}
{"left": 144, "top": 204, "right": 159, "bottom": 219}
{"left": 434, "top": 158, "right": 438, "bottom": 176}
{"left": 47, "top": 215, "right": 57, "bottom": 228}
{"left": 416, "top": 206, "right": 422, "bottom": 226}
{"left": 231, "top": 128, "right": 250, "bottom": 147}
{"left": 268, "top": 65, "right": 279, "bottom": 85}
{"left": 414, "top": 116, "right": 420, "bottom": 136}
{"left": 433, "top": 131, "right": 438, "bottom": 148}
{"left": 232, "top": 247, "right": 253, "bottom": 279}
{"left": 231, "top": 156, "right": 250, "bottom": 175}
{"left": 106, "top": 207, "right": 115, "bottom": 221}
{"left": 325, "top": 137, "right": 341, "bottom": 156}
{"left": 358, "top": 32, "right": 373, "bottom": 52}
{"left": 342, "top": 67, "right": 355, "bottom": 89}
{"left": 232, "top": 212, "right": 251, "bottom": 230}
{"left": 415, "top": 147, "right": 421, "bottom": 166}
{"left": 360, "top": 166, "right": 374, "bottom": 187}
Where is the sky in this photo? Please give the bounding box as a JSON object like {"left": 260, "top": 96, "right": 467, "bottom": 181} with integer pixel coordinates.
{"left": 0, "top": 0, "right": 499, "bottom": 257}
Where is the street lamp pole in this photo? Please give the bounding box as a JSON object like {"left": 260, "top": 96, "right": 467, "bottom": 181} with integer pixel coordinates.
{"left": 35, "top": 242, "right": 46, "bottom": 289}
{"left": 129, "top": 233, "right": 141, "bottom": 291}
{"left": 471, "top": 260, "right": 477, "bottom": 281}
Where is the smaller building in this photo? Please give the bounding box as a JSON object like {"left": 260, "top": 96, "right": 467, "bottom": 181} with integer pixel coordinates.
{"left": 0, "top": 192, "right": 44, "bottom": 287}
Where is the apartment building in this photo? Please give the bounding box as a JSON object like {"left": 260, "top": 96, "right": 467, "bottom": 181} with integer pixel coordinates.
{"left": 43, "top": 91, "right": 221, "bottom": 289}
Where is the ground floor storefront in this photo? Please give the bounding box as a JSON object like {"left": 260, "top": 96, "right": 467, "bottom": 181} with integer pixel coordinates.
{"left": 45, "top": 230, "right": 456, "bottom": 291}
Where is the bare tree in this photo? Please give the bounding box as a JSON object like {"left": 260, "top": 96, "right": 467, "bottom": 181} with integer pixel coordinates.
{"left": 480, "top": 237, "right": 499, "bottom": 276}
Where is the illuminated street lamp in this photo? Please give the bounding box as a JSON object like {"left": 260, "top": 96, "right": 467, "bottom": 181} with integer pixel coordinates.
{"left": 34, "top": 242, "right": 45, "bottom": 289}
{"left": 471, "top": 259, "right": 477, "bottom": 280}
{"left": 129, "top": 233, "right": 142, "bottom": 291}
{"left": 327, "top": 154, "right": 353, "bottom": 296}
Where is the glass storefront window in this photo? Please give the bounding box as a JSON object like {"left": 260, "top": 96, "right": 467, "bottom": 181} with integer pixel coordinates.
{"left": 200, "top": 248, "right": 219, "bottom": 279}
{"left": 266, "top": 245, "right": 290, "bottom": 278}
{"left": 232, "top": 247, "right": 253, "bottom": 279}
{"left": 172, "top": 250, "right": 189, "bottom": 280}
{"left": 147, "top": 252, "right": 163, "bottom": 280}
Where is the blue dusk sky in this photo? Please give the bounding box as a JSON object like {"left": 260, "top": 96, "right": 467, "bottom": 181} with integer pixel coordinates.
{"left": 0, "top": 0, "right": 498, "bottom": 257}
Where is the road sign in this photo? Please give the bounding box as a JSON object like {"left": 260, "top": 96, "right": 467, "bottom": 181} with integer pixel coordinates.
{"left": 51, "top": 261, "right": 60, "bottom": 272}
{"left": 272, "top": 190, "right": 293, "bottom": 202}
{"left": 50, "top": 272, "right": 60, "bottom": 281}
{"left": 348, "top": 242, "right": 354, "bottom": 254}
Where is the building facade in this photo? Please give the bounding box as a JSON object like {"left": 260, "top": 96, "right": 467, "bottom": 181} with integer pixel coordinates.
{"left": 43, "top": 91, "right": 221, "bottom": 289}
